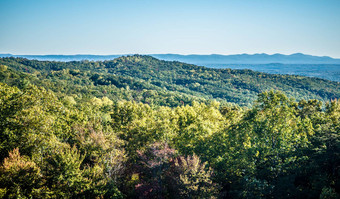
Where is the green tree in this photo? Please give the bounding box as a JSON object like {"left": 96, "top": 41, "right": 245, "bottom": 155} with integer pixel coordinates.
{"left": 172, "top": 154, "right": 219, "bottom": 198}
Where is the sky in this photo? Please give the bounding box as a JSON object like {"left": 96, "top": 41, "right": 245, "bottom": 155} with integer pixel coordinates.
{"left": 1, "top": 0, "right": 340, "bottom": 58}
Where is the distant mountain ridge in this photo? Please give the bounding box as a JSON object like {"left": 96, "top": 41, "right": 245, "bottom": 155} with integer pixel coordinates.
{"left": 152, "top": 53, "right": 340, "bottom": 64}
{"left": 1, "top": 53, "right": 340, "bottom": 64}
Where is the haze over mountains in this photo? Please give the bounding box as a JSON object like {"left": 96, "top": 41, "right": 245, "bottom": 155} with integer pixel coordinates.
{"left": 153, "top": 53, "right": 340, "bottom": 64}
{"left": 2, "top": 53, "right": 339, "bottom": 82}
{"left": 1, "top": 53, "right": 340, "bottom": 64}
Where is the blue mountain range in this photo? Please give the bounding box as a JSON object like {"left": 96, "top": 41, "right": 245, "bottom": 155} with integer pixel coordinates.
{"left": 1, "top": 53, "right": 340, "bottom": 64}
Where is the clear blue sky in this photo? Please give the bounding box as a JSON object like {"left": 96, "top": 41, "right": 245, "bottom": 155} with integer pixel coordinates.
{"left": 1, "top": 0, "right": 340, "bottom": 57}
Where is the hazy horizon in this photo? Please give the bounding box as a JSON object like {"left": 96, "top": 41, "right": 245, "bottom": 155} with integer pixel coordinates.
{"left": 1, "top": 52, "right": 339, "bottom": 59}
{"left": 1, "top": 0, "right": 340, "bottom": 57}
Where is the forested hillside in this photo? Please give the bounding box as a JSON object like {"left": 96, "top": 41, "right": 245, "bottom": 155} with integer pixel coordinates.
{"left": 0, "top": 55, "right": 339, "bottom": 198}
{"left": 0, "top": 55, "right": 339, "bottom": 106}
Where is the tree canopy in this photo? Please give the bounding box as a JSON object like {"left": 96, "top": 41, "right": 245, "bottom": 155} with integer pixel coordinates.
{"left": 0, "top": 56, "right": 339, "bottom": 198}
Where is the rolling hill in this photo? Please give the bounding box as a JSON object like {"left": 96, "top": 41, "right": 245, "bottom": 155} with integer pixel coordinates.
{"left": 0, "top": 55, "right": 339, "bottom": 106}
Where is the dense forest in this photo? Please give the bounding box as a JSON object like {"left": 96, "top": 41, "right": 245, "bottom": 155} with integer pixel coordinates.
{"left": 0, "top": 55, "right": 339, "bottom": 107}
{"left": 0, "top": 55, "right": 339, "bottom": 198}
